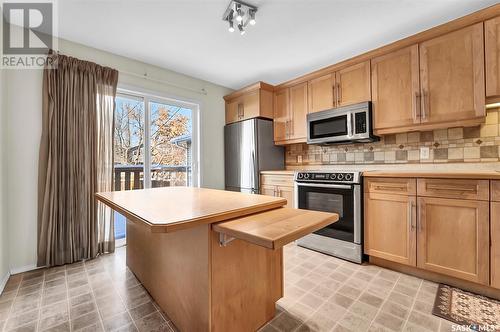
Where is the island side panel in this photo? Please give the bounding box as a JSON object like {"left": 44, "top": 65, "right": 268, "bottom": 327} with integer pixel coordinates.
{"left": 210, "top": 230, "right": 283, "bottom": 332}
{"left": 127, "top": 219, "right": 211, "bottom": 331}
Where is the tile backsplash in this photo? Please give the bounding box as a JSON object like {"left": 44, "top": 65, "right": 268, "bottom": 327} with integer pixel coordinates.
{"left": 286, "top": 109, "right": 500, "bottom": 166}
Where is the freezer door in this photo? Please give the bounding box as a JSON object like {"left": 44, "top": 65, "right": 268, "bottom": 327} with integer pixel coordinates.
{"left": 224, "top": 119, "right": 258, "bottom": 191}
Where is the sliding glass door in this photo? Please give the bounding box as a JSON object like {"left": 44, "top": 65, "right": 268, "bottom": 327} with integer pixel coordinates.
{"left": 113, "top": 90, "right": 199, "bottom": 245}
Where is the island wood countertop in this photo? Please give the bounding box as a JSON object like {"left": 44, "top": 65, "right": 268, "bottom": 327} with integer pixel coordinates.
{"left": 362, "top": 170, "right": 500, "bottom": 180}
{"left": 214, "top": 207, "right": 338, "bottom": 249}
{"left": 96, "top": 187, "right": 287, "bottom": 233}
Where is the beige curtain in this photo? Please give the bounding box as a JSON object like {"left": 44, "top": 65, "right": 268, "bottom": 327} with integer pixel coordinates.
{"left": 38, "top": 53, "right": 119, "bottom": 267}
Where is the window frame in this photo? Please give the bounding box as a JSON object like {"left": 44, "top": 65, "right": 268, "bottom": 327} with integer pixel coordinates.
{"left": 115, "top": 86, "right": 200, "bottom": 188}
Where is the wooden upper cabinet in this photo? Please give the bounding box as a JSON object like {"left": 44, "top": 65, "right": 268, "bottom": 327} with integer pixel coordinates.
{"left": 225, "top": 99, "right": 241, "bottom": 124}
{"left": 289, "top": 83, "right": 308, "bottom": 140}
{"left": 335, "top": 61, "right": 371, "bottom": 107}
{"left": 419, "top": 23, "right": 485, "bottom": 125}
{"left": 417, "top": 197, "right": 489, "bottom": 284}
{"left": 273, "top": 88, "right": 289, "bottom": 142}
{"left": 308, "top": 73, "right": 335, "bottom": 113}
{"left": 364, "top": 193, "right": 417, "bottom": 266}
{"left": 486, "top": 16, "right": 500, "bottom": 99}
{"left": 224, "top": 82, "right": 274, "bottom": 125}
{"left": 371, "top": 45, "right": 420, "bottom": 132}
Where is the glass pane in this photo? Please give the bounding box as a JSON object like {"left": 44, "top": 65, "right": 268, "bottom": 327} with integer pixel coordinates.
{"left": 113, "top": 94, "right": 145, "bottom": 241}
{"left": 150, "top": 101, "right": 192, "bottom": 187}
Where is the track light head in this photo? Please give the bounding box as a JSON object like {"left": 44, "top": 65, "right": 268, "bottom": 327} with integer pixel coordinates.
{"left": 249, "top": 9, "right": 256, "bottom": 25}
{"left": 228, "top": 20, "right": 235, "bottom": 32}
{"left": 238, "top": 23, "right": 245, "bottom": 35}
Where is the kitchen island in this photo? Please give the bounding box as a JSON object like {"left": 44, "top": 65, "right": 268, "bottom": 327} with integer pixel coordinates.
{"left": 96, "top": 187, "right": 338, "bottom": 332}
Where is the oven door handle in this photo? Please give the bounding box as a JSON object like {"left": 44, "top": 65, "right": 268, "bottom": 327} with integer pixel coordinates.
{"left": 295, "top": 182, "right": 353, "bottom": 189}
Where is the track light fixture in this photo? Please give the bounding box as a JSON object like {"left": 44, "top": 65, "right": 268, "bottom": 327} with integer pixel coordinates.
{"left": 222, "top": 1, "right": 257, "bottom": 35}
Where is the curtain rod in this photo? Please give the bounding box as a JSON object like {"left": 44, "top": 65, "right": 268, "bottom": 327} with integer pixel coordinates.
{"left": 119, "top": 70, "right": 208, "bottom": 96}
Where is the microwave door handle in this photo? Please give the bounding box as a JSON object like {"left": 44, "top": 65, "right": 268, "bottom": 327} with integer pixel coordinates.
{"left": 351, "top": 113, "right": 355, "bottom": 137}
{"left": 347, "top": 113, "right": 353, "bottom": 137}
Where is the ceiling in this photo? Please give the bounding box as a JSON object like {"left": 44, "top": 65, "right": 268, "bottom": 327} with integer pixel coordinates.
{"left": 58, "top": 0, "right": 498, "bottom": 90}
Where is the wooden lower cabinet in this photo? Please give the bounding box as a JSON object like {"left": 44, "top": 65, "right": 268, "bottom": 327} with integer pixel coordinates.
{"left": 417, "top": 197, "right": 489, "bottom": 285}
{"left": 491, "top": 202, "right": 500, "bottom": 289}
{"left": 364, "top": 193, "right": 416, "bottom": 266}
{"left": 261, "top": 185, "right": 294, "bottom": 208}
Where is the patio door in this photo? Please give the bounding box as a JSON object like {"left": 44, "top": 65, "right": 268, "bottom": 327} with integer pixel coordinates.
{"left": 113, "top": 89, "right": 199, "bottom": 244}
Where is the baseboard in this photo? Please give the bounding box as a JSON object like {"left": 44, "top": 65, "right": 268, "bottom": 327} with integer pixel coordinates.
{"left": 10, "top": 264, "right": 39, "bottom": 275}
{"left": 0, "top": 271, "right": 10, "bottom": 294}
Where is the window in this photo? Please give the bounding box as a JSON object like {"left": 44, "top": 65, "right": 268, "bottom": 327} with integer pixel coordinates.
{"left": 113, "top": 88, "right": 199, "bottom": 244}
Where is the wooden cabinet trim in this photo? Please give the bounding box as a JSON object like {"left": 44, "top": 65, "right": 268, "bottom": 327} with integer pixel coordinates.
{"left": 417, "top": 178, "right": 489, "bottom": 201}
{"left": 365, "top": 177, "right": 416, "bottom": 195}
{"left": 275, "top": 4, "right": 500, "bottom": 89}
{"left": 491, "top": 202, "right": 500, "bottom": 289}
{"left": 492, "top": 181, "right": 500, "bottom": 202}
{"left": 486, "top": 16, "right": 500, "bottom": 98}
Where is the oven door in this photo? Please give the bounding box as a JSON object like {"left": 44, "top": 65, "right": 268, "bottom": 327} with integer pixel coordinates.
{"left": 295, "top": 182, "right": 361, "bottom": 244}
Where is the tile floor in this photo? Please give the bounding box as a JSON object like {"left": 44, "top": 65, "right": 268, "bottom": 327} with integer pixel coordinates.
{"left": 0, "top": 243, "right": 463, "bottom": 332}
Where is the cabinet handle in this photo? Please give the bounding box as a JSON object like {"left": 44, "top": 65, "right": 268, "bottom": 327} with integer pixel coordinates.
{"left": 333, "top": 85, "right": 337, "bottom": 107}
{"left": 421, "top": 90, "right": 428, "bottom": 121}
{"left": 414, "top": 92, "right": 421, "bottom": 122}
{"left": 289, "top": 119, "right": 293, "bottom": 137}
{"left": 417, "top": 203, "right": 422, "bottom": 233}
{"left": 408, "top": 201, "right": 415, "bottom": 231}
{"left": 285, "top": 120, "right": 289, "bottom": 138}
{"left": 337, "top": 83, "right": 342, "bottom": 105}
{"left": 373, "top": 184, "right": 407, "bottom": 191}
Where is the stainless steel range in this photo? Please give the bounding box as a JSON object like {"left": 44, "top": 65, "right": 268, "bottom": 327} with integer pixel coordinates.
{"left": 294, "top": 171, "right": 363, "bottom": 263}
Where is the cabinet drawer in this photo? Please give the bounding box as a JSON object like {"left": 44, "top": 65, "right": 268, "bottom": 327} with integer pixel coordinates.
{"left": 492, "top": 181, "right": 500, "bottom": 202}
{"left": 417, "top": 179, "right": 489, "bottom": 201}
{"left": 261, "top": 174, "right": 294, "bottom": 187}
{"left": 364, "top": 178, "right": 416, "bottom": 195}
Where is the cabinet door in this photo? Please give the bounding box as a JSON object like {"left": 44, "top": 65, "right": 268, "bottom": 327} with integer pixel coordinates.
{"left": 371, "top": 46, "right": 420, "bottom": 132}
{"left": 417, "top": 197, "right": 489, "bottom": 284}
{"left": 289, "top": 82, "right": 308, "bottom": 141}
{"left": 308, "top": 73, "right": 335, "bottom": 113}
{"left": 486, "top": 16, "right": 500, "bottom": 98}
{"left": 277, "top": 186, "right": 294, "bottom": 208}
{"left": 364, "top": 193, "right": 417, "bottom": 266}
{"left": 335, "top": 61, "right": 371, "bottom": 107}
{"left": 242, "top": 90, "right": 260, "bottom": 120}
{"left": 419, "top": 23, "right": 485, "bottom": 124}
{"left": 225, "top": 99, "right": 241, "bottom": 124}
{"left": 261, "top": 185, "right": 276, "bottom": 197}
{"left": 273, "top": 89, "right": 289, "bottom": 142}
{"left": 492, "top": 202, "right": 500, "bottom": 289}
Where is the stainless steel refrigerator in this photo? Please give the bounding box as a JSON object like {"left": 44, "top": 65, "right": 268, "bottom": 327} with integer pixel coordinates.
{"left": 224, "top": 118, "right": 285, "bottom": 194}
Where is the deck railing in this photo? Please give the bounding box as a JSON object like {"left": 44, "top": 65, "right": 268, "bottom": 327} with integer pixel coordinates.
{"left": 114, "top": 165, "right": 190, "bottom": 191}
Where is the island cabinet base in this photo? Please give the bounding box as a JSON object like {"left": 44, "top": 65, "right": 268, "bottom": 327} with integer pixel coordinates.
{"left": 126, "top": 219, "right": 283, "bottom": 332}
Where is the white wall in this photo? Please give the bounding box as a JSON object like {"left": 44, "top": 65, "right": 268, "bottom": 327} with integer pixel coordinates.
{"left": 4, "top": 38, "right": 232, "bottom": 272}
{"left": 0, "top": 63, "right": 11, "bottom": 288}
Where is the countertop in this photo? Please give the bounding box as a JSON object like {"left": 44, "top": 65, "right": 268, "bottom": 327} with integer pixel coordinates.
{"left": 260, "top": 170, "right": 295, "bottom": 175}
{"left": 96, "top": 187, "right": 286, "bottom": 233}
{"left": 362, "top": 170, "right": 500, "bottom": 180}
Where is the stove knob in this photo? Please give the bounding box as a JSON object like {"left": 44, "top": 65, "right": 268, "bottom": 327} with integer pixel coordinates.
{"left": 337, "top": 173, "right": 344, "bottom": 180}
{"left": 304, "top": 173, "right": 310, "bottom": 179}
{"left": 345, "top": 173, "right": 353, "bottom": 181}
{"left": 297, "top": 173, "right": 304, "bottom": 179}
{"left": 330, "top": 174, "right": 337, "bottom": 180}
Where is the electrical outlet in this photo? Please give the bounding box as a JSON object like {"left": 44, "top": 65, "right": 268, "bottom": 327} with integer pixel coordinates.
{"left": 297, "top": 155, "right": 303, "bottom": 163}
{"left": 420, "top": 147, "right": 430, "bottom": 160}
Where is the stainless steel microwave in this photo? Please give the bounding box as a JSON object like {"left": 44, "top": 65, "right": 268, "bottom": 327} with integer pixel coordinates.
{"left": 307, "top": 101, "right": 378, "bottom": 145}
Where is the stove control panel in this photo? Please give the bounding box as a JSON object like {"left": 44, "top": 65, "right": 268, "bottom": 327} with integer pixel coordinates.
{"left": 295, "top": 171, "right": 360, "bottom": 184}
